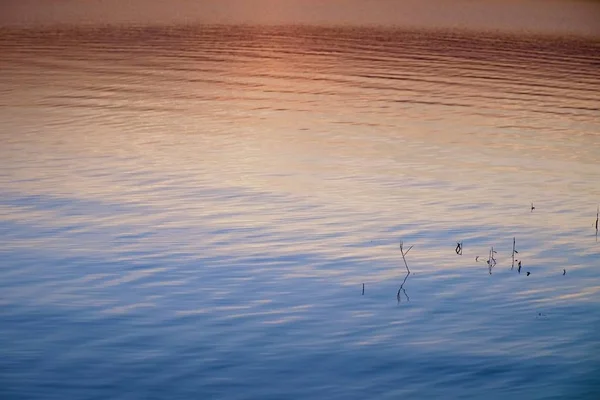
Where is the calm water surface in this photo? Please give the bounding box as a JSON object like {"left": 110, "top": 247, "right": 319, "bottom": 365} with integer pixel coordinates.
{"left": 1, "top": 25, "right": 599, "bottom": 399}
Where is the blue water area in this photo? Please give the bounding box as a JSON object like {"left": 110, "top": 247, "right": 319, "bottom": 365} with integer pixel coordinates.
{"left": 1, "top": 25, "right": 599, "bottom": 399}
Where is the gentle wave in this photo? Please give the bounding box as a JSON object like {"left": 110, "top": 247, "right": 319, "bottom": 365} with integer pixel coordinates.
{"left": 1, "top": 25, "right": 599, "bottom": 399}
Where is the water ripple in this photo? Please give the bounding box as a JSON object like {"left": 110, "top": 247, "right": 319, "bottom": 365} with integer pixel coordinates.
{"left": 1, "top": 25, "right": 599, "bottom": 400}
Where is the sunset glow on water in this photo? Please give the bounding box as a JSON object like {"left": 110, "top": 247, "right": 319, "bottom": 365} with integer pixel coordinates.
{"left": 1, "top": 4, "right": 600, "bottom": 398}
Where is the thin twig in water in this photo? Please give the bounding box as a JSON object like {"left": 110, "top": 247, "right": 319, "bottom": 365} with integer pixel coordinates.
{"left": 511, "top": 237, "right": 519, "bottom": 270}
{"left": 487, "top": 246, "right": 497, "bottom": 274}
{"left": 399, "top": 241, "right": 412, "bottom": 274}
{"left": 455, "top": 241, "right": 463, "bottom": 255}
{"left": 511, "top": 238, "right": 515, "bottom": 270}
{"left": 397, "top": 241, "right": 412, "bottom": 303}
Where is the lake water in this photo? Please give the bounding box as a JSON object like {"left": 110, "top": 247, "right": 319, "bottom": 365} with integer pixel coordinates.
{"left": 1, "top": 25, "right": 599, "bottom": 399}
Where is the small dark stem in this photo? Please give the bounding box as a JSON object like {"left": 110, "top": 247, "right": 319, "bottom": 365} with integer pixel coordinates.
{"left": 487, "top": 246, "right": 497, "bottom": 274}
{"left": 511, "top": 237, "right": 515, "bottom": 270}
{"left": 397, "top": 242, "right": 412, "bottom": 303}
{"left": 456, "top": 241, "right": 463, "bottom": 255}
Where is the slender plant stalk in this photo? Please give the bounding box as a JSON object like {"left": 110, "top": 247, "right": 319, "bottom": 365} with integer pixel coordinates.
{"left": 487, "top": 246, "right": 497, "bottom": 274}
{"left": 399, "top": 241, "right": 412, "bottom": 274}
{"left": 511, "top": 238, "right": 515, "bottom": 270}
{"left": 397, "top": 241, "right": 412, "bottom": 303}
{"left": 511, "top": 237, "right": 516, "bottom": 270}
{"left": 455, "top": 241, "right": 463, "bottom": 255}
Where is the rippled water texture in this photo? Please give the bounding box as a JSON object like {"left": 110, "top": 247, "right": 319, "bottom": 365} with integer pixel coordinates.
{"left": 1, "top": 26, "right": 599, "bottom": 399}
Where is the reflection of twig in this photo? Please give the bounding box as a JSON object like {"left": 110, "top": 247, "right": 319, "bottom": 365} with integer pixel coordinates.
{"left": 397, "top": 272, "right": 410, "bottom": 303}
{"left": 397, "top": 241, "right": 412, "bottom": 303}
